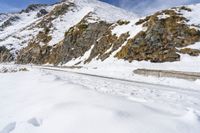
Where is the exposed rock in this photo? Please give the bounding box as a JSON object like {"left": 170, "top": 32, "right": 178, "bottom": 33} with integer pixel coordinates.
{"left": 87, "top": 32, "right": 129, "bottom": 62}
{"left": 48, "top": 20, "right": 111, "bottom": 65}
{"left": 117, "top": 20, "right": 130, "bottom": 25}
{"left": 116, "top": 9, "right": 200, "bottom": 62}
{"left": 37, "top": 9, "right": 48, "bottom": 17}
{"left": 49, "top": 2, "right": 75, "bottom": 17}
{"left": 179, "top": 48, "right": 200, "bottom": 56}
{"left": 12, "top": 4, "right": 200, "bottom": 65}
{"left": 47, "top": 15, "right": 130, "bottom": 65}
{"left": 0, "top": 46, "right": 14, "bottom": 62}
{"left": 21, "top": 4, "right": 47, "bottom": 13}
{"left": 0, "top": 16, "right": 20, "bottom": 30}
{"left": 17, "top": 27, "right": 52, "bottom": 64}
{"left": 0, "top": 67, "right": 28, "bottom": 73}
{"left": 175, "top": 6, "right": 192, "bottom": 12}
{"left": 17, "top": 44, "right": 52, "bottom": 64}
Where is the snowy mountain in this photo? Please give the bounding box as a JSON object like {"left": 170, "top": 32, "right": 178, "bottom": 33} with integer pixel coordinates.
{"left": 0, "top": 0, "right": 136, "bottom": 58}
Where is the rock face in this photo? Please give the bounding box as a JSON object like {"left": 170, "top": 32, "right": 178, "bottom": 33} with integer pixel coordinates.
{"left": 2, "top": 1, "right": 200, "bottom": 65}
{"left": 48, "top": 19, "right": 111, "bottom": 65}
{"left": 0, "top": 46, "right": 13, "bottom": 62}
{"left": 37, "top": 9, "right": 48, "bottom": 17}
{"left": 116, "top": 7, "right": 200, "bottom": 62}
{"left": 16, "top": 2, "right": 76, "bottom": 64}
{"left": 17, "top": 16, "right": 130, "bottom": 65}
{"left": 17, "top": 29, "right": 52, "bottom": 64}
{"left": 16, "top": 44, "right": 52, "bottom": 64}
{"left": 21, "top": 4, "right": 47, "bottom": 13}
{"left": 179, "top": 48, "right": 200, "bottom": 56}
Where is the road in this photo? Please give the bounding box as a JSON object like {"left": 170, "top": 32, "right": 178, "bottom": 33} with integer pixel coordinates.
{"left": 34, "top": 66, "right": 200, "bottom": 112}
{"left": 39, "top": 66, "right": 200, "bottom": 95}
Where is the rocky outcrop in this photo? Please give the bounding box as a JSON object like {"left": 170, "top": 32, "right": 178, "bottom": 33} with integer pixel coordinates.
{"left": 179, "top": 48, "right": 200, "bottom": 56}
{"left": 16, "top": 2, "right": 76, "bottom": 64}
{"left": 17, "top": 44, "right": 51, "bottom": 64}
{"left": 48, "top": 20, "right": 111, "bottom": 65}
{"left": 116, "top": 7, "right": 200, "bottom": 62}
{"left": 48, "top": 17, "right": 130, "bottom": 65}
{"left": 21, "top": 4, "right": 47, "bottom": 13}
{"left": 16, "top": 11, "right": 131, "bottom": 65}
{"left": 14, "top": 5, "right": 200, "bottom": 65}
{"left": 86, "top": 32, "right": 129, "bottom": 62}
{"left": 37, "top": 9, "right": 48, "bottom": 17}
{"left": 17, "top": 15, "right": 112, "bottom": 65}
{"left": 17, "top": 27, "right": 52, "bottom": 64}
{"left": 0, "top": 16, "right": 20, "bottom": 30}
{"left": 0, "top": 46, "right": 13, "bottom": 62}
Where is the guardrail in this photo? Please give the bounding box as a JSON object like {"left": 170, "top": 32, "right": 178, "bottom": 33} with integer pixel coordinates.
{"left": 133, "top": 69, "right": 200, "bottom": 80}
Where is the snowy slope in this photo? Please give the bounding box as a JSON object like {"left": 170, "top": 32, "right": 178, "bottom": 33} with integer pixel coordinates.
{"left": 72, "top": 0, "right": 137, "bottom": 22}
{"left": 0, "top": 5, "right": 52, "bottom": 54}
{"left": 0, "top": 13, "right": 10, "bottom": 23}
{"left": 0, "top": 64, "right": 200, "bottom": 133}
{"left": 181, "top": 3, "right": 200, "bottom": 26}
{"left": 48, "top": 0, "right": 136, "bottom": 46}
{"left": 0, "top": 0, "right": 137, "bottom": 54}
{"left": 46, "top": 0, "right": 137, "bottom": 46}
{"left": 63, "top": 3, "right": 200, "bottom": 76}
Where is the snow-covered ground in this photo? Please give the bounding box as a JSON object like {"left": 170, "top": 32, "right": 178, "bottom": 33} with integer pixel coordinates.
{"left": 0, "top": 64, "right": 200, "bottom": 133}
{"left": 61, "top": 52, "right": 200, "bottom": 91}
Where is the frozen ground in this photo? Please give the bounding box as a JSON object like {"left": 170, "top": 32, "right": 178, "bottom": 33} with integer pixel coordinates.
{"left": 0, "top": 64, "right": 200, "bottom": 133}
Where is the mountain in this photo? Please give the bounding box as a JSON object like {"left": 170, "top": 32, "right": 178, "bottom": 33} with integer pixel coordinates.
{"left": 0, "top": 0, "right": 136, "bottom": 63}
{"left": 0, "top": 0, "right": 200, "bottom": 68}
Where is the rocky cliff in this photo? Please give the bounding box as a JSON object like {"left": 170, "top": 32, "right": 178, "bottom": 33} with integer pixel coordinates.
{"left": 0, "top": 0, "right": 200, "bottom": 66}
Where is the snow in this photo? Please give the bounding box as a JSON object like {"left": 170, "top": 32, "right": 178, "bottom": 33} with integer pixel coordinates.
{"left": 0, "top": 0, "right": 137, "bottom": 54}
{"left": 66, "top": 45, "right": 94, "bottom": 65}
{"left": 0, "top": 6, "right": 51, "bottom": 52}
{"left": 112, "top": 19, "right": 145, "bottom": 38}
{"left": 48, "top": 7, "right": 94, "bottom": 46}
{"left": 60, "top": 3, "right": 200, "bottom": 89}
{"left": 182, "top": 42, "right": 200, "bottom": 49}
{"left": 1, "top": 3, "right": 200, "bottom": 132}
{"left": 0, "top": 14, "right": 10, "bottom": 24}
{"left": 157, "top": 13, "right": 170, "bottom": 19}
{"left": 73, "top": 0, "right": 137, "bottom": 22}
{"left": 0, "top": 64, "right": 200, "bottom": 133}
{"left": 48, "top": 0, "right": 137, "bottom": 46}
{"left": 61, "top": 52, "right": 200, "bottom": 92}
{"left": 182, "top": 3, "right": 200, "bottom": 27}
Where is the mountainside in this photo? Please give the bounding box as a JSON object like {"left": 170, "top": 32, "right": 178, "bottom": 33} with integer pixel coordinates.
{"left": 0, "top": 0, "right": 200, "bottom": 68}
{"left": 0, "top": 0, "right": 135, "bottom": 62}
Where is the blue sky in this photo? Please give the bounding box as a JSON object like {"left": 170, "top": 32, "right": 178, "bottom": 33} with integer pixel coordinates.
{"left": 0, "top": 0, "right": 57, "bottom": 12}
{"left": 0, "top": 0, "right": 199, "bottom": 15}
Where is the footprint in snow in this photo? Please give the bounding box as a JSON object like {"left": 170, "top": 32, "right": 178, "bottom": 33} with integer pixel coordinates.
{"left": 27, "top": 117, "right": 42, "bottom": 127}
{"left": 0, "top": 122, "right": 16, "bottom": 133}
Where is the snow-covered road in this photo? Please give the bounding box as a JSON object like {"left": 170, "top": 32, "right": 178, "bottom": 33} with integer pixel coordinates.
{"left": 0, "top": 65, "right": 200, "bottom": 133}
{"left": 41, "top": 67, "right": 200, "bottom": 94}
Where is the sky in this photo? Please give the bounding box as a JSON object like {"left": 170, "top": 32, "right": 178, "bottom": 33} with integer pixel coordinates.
{"left": 0, "top": 0, "right": 199, "bottom": 15}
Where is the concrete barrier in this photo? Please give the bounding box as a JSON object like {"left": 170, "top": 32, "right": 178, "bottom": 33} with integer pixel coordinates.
{"left": 133, "top": 69, "right": 200, "bottom": 81}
